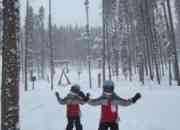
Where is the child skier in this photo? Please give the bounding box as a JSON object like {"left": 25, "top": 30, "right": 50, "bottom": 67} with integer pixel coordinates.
{"left": 55, "top": 84, "right": 89, "bottom": 130}
{"left": 88, "top": 80, "right": 141, "bottom": 130}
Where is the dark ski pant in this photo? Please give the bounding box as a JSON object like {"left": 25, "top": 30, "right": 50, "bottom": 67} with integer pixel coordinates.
{"left": 66, "top": 116, "right": 83, "bottom": 130}
{"left": 98, "top": 122, "right": 119, "bottom": 130}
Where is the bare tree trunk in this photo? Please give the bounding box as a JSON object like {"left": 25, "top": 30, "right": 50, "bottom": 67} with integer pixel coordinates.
{"left": 158, "top": 35, "right": 165, "bottom": 76}
{"left": 162, "top": 2, "right": 172, "bottom": 83}
{"left": 106, "top": 24, "right": 112, "bottom": 80}
{"left": 145, "top": 0, "right": 155, "bottom": 81}
{"left": 127, "top": 32, "right": 133, "bottom": 81}
{"left": 102, "top": 0, "right": 106, "bottom": 81}
{"left": 169, "top": 58, "right": 172, "bottom": 85}
{"left": 85, "top": 0, "right": 92, "bottom": 88}
{"left": 142, "top": 0, "right": 154, "bottom": 80}
{"left": 49, "top": 0, "right": 54, "bottom": 90}
{"left": 114, "top": 49, "right": 119, "bottom": 78}
{"left": 151, "top": 3, "right": 161, "bottom": 84}
{"left": 41, "top": 29, "right": 45, "bottom": 80}
{"left": 24, "top": 0, "right": 29, "bottom": 91}
{"left": 1, "top": 0, "right": 20, "bottom": 129}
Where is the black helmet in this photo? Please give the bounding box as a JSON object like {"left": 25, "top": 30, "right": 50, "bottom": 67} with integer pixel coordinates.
{"left": 70, "top": 84, "right": 80, "bottom": 94}
{"left": 103, "top": 80, "right": 114, "bottom": 93}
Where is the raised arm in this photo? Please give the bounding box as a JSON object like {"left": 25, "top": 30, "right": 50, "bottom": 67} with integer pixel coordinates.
{"left": 88, "top": 95, "right": 107, "bottom": 106}
{"left": 55, "top": 92, "right": 70, "bottom": 105}
{"left": 112, "top": 95, "right": 133, "bottom": 106}
{"left": 112, "top": 93, "right": 141, "bottom": 106}
{"left": 55, "top": 92, "right": 85, "bottom": 105}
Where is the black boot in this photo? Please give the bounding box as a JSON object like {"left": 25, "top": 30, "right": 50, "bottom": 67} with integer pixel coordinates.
{"left": 109, "top": 123, "right": 119, "bottom": 130}
{"left": 98, "top": 123, "right": 108, "bottom": 130}
{"left": 66, "top": 117, "right": 74, "bottom": 130}
{"left": 75, "top": 116, "right": 83, "bottom": 130}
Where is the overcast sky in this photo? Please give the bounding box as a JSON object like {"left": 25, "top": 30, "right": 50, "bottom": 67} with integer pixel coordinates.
{"left": 20, "top": 0, "right": 102, "bottom": 27}
{"left": 20, "top": 0, "right": 177, "bottom": 28}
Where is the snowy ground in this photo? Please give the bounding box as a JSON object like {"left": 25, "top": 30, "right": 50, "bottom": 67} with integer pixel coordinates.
{"left": 20, "top": 67, "right": 180, "bottom": 130}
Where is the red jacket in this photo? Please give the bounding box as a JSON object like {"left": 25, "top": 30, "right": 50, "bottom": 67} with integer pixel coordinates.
{"left": 67, "top": 104, "right": 80, "bottom": 118}
{"left": 89, "top": 93, "right": 133, "bottom": 123}
{"left": 56, "top": 92, "right": 84, "bottom": 118}
{"left": 100, "top": 98, "right": 118, "bottom": 123}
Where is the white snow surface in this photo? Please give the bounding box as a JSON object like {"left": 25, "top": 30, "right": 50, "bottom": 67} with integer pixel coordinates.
{"left": 19, "top": 67, "right": 180, "bottom": 130}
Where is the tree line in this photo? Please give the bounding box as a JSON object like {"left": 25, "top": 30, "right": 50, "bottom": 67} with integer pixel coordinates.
{"left": 21, "top": 2, "right": 102, "bottom": 91}
{"left": 102, "top": 0, "right": 180, "bottom": 85}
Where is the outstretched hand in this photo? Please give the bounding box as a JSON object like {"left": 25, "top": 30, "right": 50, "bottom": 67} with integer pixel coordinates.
{"left": 79, "top": 91, "right": 86, "bottom": 98}
{"left": 132, "top": 93, "right": 141, "bottom": 103}
{"left": 55, "top": 91, "right": 60, "bottom": 99}
{"left": 84, "top": 93, "right": 90, "bottom": 102}
{"left": 86, "top": 93, "right": 90, "bottom": 97}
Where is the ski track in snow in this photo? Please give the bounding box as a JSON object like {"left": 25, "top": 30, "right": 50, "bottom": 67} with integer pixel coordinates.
{"left": 18, "top": 68, "right": 180, "bottom": 130}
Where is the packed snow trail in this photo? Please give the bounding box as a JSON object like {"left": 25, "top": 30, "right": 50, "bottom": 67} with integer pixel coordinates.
{"left": 20, "top": 68, "right": 180, "bottom": 130}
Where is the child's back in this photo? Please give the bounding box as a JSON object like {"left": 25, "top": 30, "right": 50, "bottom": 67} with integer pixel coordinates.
{"left": 55, "top": 84, "right": 89, "bottom": 130}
